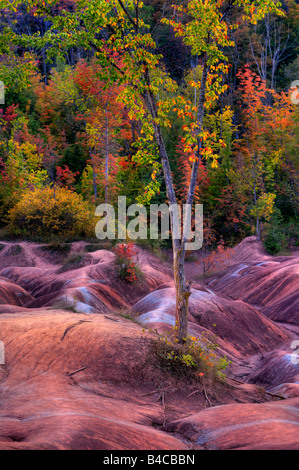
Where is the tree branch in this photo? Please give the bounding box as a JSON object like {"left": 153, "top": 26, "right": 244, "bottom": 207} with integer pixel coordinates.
{"left": 186, "top": 53, "right": 209, "bottom": 208}
{"left": 220, "top": 0, "right": 236, "bottom": 23}
{"left": 117, "top": 0, "right": 138, "bottom": 31}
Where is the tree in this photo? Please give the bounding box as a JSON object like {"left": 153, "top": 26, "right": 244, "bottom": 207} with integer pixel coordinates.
{"left": 234, "top": 65, "right": 297, "bottom": 238}
{"left": 249, "top": 1, "right": 299, "bottom": 89}
{"left": 36, "top": 125, "right": 67, "bottom": 198}
{"left": 5, "top": 0, "right": 283, "bottom": 341}
{"left": 73, "top": 59, "right": 132, "bottom": 204}
{"left": 0, "top": 115, "right": 48, "bottom": 217}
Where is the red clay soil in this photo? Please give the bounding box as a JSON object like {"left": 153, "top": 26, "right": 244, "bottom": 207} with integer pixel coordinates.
{"left": 0, "top": 237, "right": 298, "bottom": 450}
{"left": 0, "top": 277, "right": 34, "bottom": 306}
{"left": 0, "top": 308, "right": 277, "bottom": 450}
{"left": 0, "top": 310, "right": 188, "bottom": 450}
{"left": 205, "top": 239, "right": 299, "bottom": 326}
{"left": 0, "top": 243, "right": 172, "bottom": 312}
{"left": 165, "top": 398, "right": 299, "bottom": 450}
{"left": 246, "top": 349, "right": 299, "bottom": 387}
{"left": 131, "top": 285, "right": 291, "bottom": 357}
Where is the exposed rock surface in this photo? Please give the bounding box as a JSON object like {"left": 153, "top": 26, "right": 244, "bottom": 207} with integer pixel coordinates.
{"left": 0, "top": 311, "right": 188, "bottom": 450}
{"left": 0, "top": 237, "right": 298, "bottom": 450}
{"left": 132, "top": 285, "right": 290, "bottom": 357}
{"left": 0, "top": 243, "right": 172, "bottom": 313}
{"left": 206, "top": 251, "right": 298, "bottom": 326}
{"left": 165, "top": 399, "right": 299, "bottom": 450}
{"left": 0, "top": 277, "right": 34, "bottom": 306}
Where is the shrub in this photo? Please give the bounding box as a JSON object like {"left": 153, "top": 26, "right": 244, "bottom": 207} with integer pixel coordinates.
{"left": 263, "top": 218, "right": 299, "bottom": 254}
{"left": 201, "top": 242, "right": 234, "bottom": 277}
{"left": 7, "top": 186, "right": 95, "bottom": 241}
{"left": 113, "top": 242, "right": 142, "bottom": 283}
{"left": 40, "top": 243, "right": 71, "bottom": 255}
{"left": 263, "top": 232, "right": 281, "bottom": 254}
{"left": 84, "top": 241, "right": 112, "bottom": 252}
{"left": 152, "top": 328, "right": 231, "bottom": 382}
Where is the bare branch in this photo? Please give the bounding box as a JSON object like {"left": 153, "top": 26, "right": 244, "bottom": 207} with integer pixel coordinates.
{"left": 220, "top": 0, "right": 236, "bottom": 23}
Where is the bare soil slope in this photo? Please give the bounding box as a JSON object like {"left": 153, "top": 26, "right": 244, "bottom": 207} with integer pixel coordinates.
{"left": 0, "top": 237, "right": 298, "bottom": 450}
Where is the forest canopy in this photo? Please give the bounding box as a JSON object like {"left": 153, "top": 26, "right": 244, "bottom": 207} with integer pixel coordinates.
{"left": 0, "top": 0, "right": 298, "bottom": 254}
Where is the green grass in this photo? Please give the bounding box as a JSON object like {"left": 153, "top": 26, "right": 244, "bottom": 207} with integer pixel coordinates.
{"left": 49, "top": 300, "right": 78, "bottom": 312}
{"left": 40, "top": 243, "right": 72, "bottom": 254}
{"left": 58, "top": 252, "right": 86, "bottom": 273}
{"left": 84, "top": 241, "right": 113, "bottom": 252}
{"left": 6, "top": 244, "right": 22, "bottom": 255}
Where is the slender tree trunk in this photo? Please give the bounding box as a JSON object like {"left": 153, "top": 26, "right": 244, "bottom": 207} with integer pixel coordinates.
{"left": 105, "top": 108, "right": 109, "bottom": 205}
{"left": 151, "top": 113, "right": 191, "bottom": 340}
{"left": 271, "top": 59, "right": 276, "bottom": 90}
{"left": 187, "top": 55, "right": 208, "bottom": 205}
{"left": 143, "top": 87, "right": 191, "bottom": 341}
{"left": 173, "top": 243, "right": 192, "bottom": 340}
{"left": 253, "top": 183, "right": 260, "bottom": 239}
{"left": 153, "top": 123, "right": 191, "bottom": 340}
{"left": 49, "top": 165, "right": 56, "bottom": 199}
{"left": 90, "top": 152, "right": 98, "bottom": 200}
{"left": 92, "top": 167, "right": 97, "bottom": 200}
{"left": 141, "top": 54, "right": 208, "bottom": 341}
{"left": 42, "top": 48, "right": 48, "bottom": 86}
{"left": 173, "top": 55, "right": 208, "bottom": 340}
{"left": 256, "top": 217, "right": 260, "bottom": 240}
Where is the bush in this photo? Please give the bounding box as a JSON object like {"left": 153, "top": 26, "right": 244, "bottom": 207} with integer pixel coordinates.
{"left": 7, "top": 186, "right": 95, "bottom": 241}
{"left": 261, "top": 208, "right": 298, "bottom": 255}
{"left": 152, "top": 328, "right": 231, "bottom": 382}
{"left": 113, "top": 242, "right": 142, "bottom": 283}
{"left": 58, "top": 252, "right": 88, "bottom": 273}
{"left": 263, "top": 232, "right": 281, "bottom": 254}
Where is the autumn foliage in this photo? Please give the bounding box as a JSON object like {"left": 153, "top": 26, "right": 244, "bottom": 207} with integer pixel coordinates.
{"left": 113, "top": 242, "right": 140, "bottom": 283}
{"left": 0, "top": 0, "right": 297, "bottom": 256}
{"left": 7, "top": 187, "right": 95, "bottom": 241}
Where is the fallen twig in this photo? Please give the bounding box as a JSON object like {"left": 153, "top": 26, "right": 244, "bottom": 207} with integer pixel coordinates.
{"left": 60, "top": 320, "right": 92, "bottom": 341}
{"left": 138, "top": 386, "right": 171, "bottom": 397}
{"left": 229, "top": 378, "right": 285, "bottom": 400}
{"left": 228, "top": 377, "right": 246, "bottom": 385}
{"left": 104, "top": 316, "right": 119, "bottom": 322}
{"left": 139, "top": 390, "right": 160, "bottom": 397}
{"left": 67, "top": 366, "right": 88, "bottom": 377}
{"left": 162, "top": 391, "right": 166, "bottom": 426}
{"left": 203, "top": 387, "right": 212, "bottom": 407}
{"left": 264, "top": 390, "right": 285, "bottom": 400}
